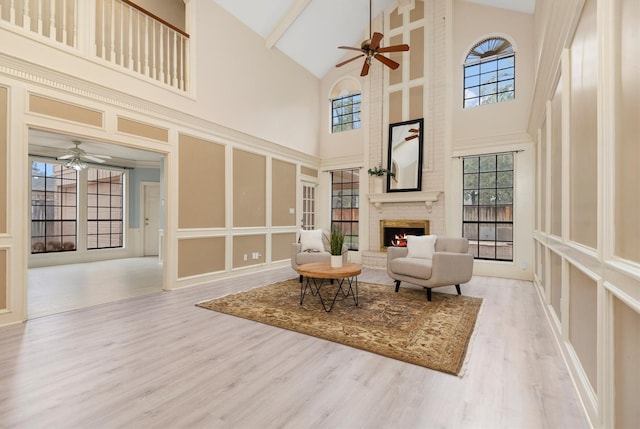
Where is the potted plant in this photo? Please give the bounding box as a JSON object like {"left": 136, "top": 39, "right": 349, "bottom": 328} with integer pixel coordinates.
{"left": 368, "top": 165, "right": 395, "bottom": 194}
{"left": 330, "top": 226, "right": 345, "bottom": 268}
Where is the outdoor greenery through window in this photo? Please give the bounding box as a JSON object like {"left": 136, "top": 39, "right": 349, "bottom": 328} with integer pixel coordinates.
{"left": 87, "top": 168, "right": 124, "bottom": 250}
{"left": 331, "top": 93, "right": 361, "bottom": 133}
{"left": 462, "top": 153, "right": 513, "bottom": 260}
{"left": 464, "top": 38, "right": 514, "bottom": 108}
{"left": 31, "top": 161, "right": 78, "bottom": 253}
{"left": 331, "top": 169, "right": 359, "bottom": 250}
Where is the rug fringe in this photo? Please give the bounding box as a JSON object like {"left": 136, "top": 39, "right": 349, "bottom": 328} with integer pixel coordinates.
{"left": 456, "top": 298, "right": 484, "bottom": 378}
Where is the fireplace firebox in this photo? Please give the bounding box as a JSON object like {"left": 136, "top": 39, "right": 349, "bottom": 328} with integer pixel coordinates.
{"left": 380, "top": 220, "right": 430, "bottom": 251}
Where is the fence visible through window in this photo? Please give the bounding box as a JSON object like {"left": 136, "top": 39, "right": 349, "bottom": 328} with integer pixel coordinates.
{"left": 462, "top": 153, "right": 514, "bottom": 260}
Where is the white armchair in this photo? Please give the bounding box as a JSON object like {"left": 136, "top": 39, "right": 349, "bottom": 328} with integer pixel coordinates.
{"left": 291, "top": 229, "right": 348, "bottom": 282}
{"left": 387, "top": 236, "right": 474, "bottom": 301}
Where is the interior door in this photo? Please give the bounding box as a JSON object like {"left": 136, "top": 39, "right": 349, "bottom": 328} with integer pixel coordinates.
{"left": 143, "top": 183, "right": 160, "bottom": 256}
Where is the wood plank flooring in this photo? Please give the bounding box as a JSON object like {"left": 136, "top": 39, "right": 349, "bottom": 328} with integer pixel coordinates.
{"left": 1, "top": 266, "right": 590, "bottom": 428}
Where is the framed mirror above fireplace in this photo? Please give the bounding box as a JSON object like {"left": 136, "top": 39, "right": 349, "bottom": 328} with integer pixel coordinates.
{"left": 380, "top": 219, "right": 430, "bottom": 251}
{"left": 387, "top": 118, "right": 424, "bottom": 192}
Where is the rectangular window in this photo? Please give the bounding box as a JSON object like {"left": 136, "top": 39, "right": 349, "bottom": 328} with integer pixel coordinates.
{"left": 464, "top": 54, "right": 515, "bottom": 108}
{"left": 331, "top": 93, "right": 361, "bottom": 133}
{"left": 462, "top": 153, "right": 513, "bottom": 261}
{"left": 31, "top": 161, "right": 77, "bottom": 253}
{"left": 87, "top": 168, "right": 124, "bottom": 250}
{"left": 302, "top": 183, "right": 316, "bottom": 230}
{"left": 331, "top": 169, "right": 359, "bottom": 251}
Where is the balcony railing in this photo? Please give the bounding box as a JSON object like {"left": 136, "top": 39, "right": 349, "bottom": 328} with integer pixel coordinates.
{"left": 0, "top": 0, "right": 189, "bottom": 92}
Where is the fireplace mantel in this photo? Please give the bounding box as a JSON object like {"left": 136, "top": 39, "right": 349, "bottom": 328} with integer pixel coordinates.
{"left": 368, "top": 191, "right": 442, "bottom": 213}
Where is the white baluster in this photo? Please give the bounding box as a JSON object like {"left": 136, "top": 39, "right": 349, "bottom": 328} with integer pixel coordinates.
{"left": 144, "top": 14, "right": 150, "bottom": 76}
{"left": 135, "top": 9, "right": 142, "bottom": 72}
{"left": 158, "top": 25, "right": 164, "bottom": 83}
{"left": 61, "top": 0, "right": 67, "bottom": 45}
{"left": 172, "top": 32, "right": 178, "bottom": 88}
{"left": 181, "top": 37, "right": 188, "bottom": 91}
{"left": 9, "top": 0, "right": 15, "bottom": 25}
{"left": 151, "top": 20, "right": 156, "bottom": 78}
{"left": 100, "top": 0, "right": 106, "bottom": 58}
{"left": 23, "top": 0, "right": 31, "bottom": 31}
{"left": 118, "top": 0, "right": 124, "bottom": 65}
{"left": 37, "top": 0, "right": 43, "bottom": 35}
{"left": 49, "top": 0, "right": 56, "bottom": 41}
{"left": 127, "top": 4, "right": 133, "bottom": 69}
{"left": 109, "top": 0, "right": 115, "bottom": 62}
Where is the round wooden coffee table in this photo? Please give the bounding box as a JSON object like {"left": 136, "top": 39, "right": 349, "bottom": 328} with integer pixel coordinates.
{"left": 296, "top": 262, "right": 361, "bottom": 312}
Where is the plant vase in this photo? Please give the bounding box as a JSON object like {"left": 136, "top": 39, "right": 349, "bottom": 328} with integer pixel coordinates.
{"left": 373, "top": 177, "right": 383, "bottom": 194}
{"left": 331, "top": 255, "right": 343, "bottom": 268}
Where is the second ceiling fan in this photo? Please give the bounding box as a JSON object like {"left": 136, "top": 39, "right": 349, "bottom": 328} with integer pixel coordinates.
{"left": 335, "top": 0, "right": 410, "bottom": 77}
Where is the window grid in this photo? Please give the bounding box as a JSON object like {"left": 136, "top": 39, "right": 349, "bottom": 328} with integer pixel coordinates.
{"left": 463, "top": 37, "right": 515, "bottom": 108}
{"left": 331, "top": 93, "right": 361, "bottom": 133}
{"left": 31, "top": 161, "right": 77, "bottom": 253}
{"left": 331, "top": 169, "right": 359, "bottom": 251}
{"left": 462, "top": 153, "right": 514, "bottom": 261}
{"left": 87, "top": 168, "right": 124, "bottom": 250}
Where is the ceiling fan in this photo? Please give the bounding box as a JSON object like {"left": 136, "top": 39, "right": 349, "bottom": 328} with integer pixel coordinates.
{"left": 335, "top": 0, "right": 410, "bottom": 77}
{"left": 57, "top": 140, "right": 112, "bottom": 170}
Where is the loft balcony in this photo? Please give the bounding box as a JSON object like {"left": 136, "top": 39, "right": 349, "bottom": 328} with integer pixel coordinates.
{"left": 0, "top": 0, "right": 189, "bottom": 92}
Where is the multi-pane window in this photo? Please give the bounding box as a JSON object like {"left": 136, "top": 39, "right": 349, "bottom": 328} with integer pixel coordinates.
{"left": 331, "top": 93, "right": 361, "bottom": 133}
{"left": 331, "top": 169, "right": 359, "bottom": 251}
{"left": 87, "top": 168, "right": 124, "bottom": 250}
{"left": 464, "top": 38, "right": 515, "bottom": 108}
{"left": 31, "top": 161, "right": 77, "bottom": 253}
{"left": 462, "top": 153, "right": 513, "bottom": 261}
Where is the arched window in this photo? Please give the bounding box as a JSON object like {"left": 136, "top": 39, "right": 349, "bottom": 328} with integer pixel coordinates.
{"left": 330, "top": 78, "right": 361, "bottom": 133}
{"left": 463, "top": 37, "right": 515, "bottom": 108}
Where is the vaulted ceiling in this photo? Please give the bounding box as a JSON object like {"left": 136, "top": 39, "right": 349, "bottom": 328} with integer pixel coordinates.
{"left": 213, "top": 0, "right": 536, "bottom": 78}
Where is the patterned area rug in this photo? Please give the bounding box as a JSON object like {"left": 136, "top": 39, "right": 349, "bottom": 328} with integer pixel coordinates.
{"left": 196, "top": 278, "right": 483, "bottom": 375}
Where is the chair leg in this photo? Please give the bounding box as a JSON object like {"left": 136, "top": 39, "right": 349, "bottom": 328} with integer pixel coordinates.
{"left": 394, "top": 280, "right": 401, "bottom": 292}
{"left": 425, "top": 288, "right": 432, "bottom": 301}
{"left": 299, "top": 274, "right": 303, "bottom": 283}
{"left": 455, "top": 284, "right": 461, "bottom": 295}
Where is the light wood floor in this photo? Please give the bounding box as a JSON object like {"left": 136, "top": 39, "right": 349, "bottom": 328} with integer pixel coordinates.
{"left": 27, "top": 257, "right": 164, "bottom": 318}
{"left": 2, "top": 266, "right": 590, "bottom": 428}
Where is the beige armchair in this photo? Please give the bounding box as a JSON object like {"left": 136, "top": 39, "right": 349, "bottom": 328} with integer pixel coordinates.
{"left": 387, "top": 236, "right": 474, "bottom": 301}
{"left": 291, "top": 229, "right": 348, "bottom": 282}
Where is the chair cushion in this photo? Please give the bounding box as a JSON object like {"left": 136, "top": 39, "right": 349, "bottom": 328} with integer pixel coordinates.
{"left": 406, "top": 235, "right": 436, "bottom": 259}
{"left": 296, "top": 250, "right": 331, "bottom": 265}
{"left": 390, "top": 257, "right": 433, "bottom": 279}
{"left": 300, "top": 229, "right": 325, "bottom": 252}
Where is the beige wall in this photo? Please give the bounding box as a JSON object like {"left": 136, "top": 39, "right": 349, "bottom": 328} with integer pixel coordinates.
{"left": 233, "top": 149, "right": 266, "bottom": 227}
{"left": 232, "top": 235, "right": 265, "bottom": 268}
{"left": 272, "top": 232, "right": 296, "bottom": 262}
{"left": 178, "top": 134, "right": 225, "bottom": 229}
{"left": 452, "top": 1, "right": 534, "bottom": 145}
{"left": 29, "top": 95, "right": 103, "bottom": 127}
{"left": 615, "top": 0, "right": 640, "bottom": 263}
{"left": 532, "top": 0, "right": 640, "bottom": 426}
{"left": 0, "top": 86, "right": 6, "bottom": 235}
{"left": 117, "top": 117, "right": 169, "bottom": 142}
{"left": 178, "top": 237, "right": 225, "bottom": 278}
{"left": 0, "top": 250, "right": 5, "bottom": 310}
{"left": 569, "top": 0, "right": 597, "bottom": 249}
{"left": 133, "top": 0, "right": 185, "bottom": 32}
{"left": 271, "top": 159, "right": 296, "bottom": 227}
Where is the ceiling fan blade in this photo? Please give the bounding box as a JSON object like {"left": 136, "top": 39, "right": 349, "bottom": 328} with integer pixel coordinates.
{"left": 408, "top": 128, "right": 419, "bottom": 133}
{"left": 405, "top": 134, "right": 419, "bottom": 141}
{"left": 360, "top": 60, "right": 370, "bottom": 77}
{"left": 369, "top": 32, "right": 383, "bottom": 51}
{"left": 338, "top": 46, "right": 363, "bottom": 52}
{"left": 336, "top": 54, "right": 365, "bottom": 68}
{"left": 374, "top": 54, "right": 400, "bottom": 70}
{"left": 57, "top": 154, "right": 74, "bottom": 160}
{"left": 86, "top": 153, "right": 112, "bottom": 159}
{"left": 377, "top": 44, "right": 410, "bottom": 53}
{"left": 82, "top": 155, "right": 108, "bottom": 163}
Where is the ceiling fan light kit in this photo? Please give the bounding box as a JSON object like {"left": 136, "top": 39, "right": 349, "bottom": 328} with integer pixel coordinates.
{"left": 57, "top": 140, "right": 112, "bottom": 170}
{"left": 335, "top": 0, "right": 410, "bottom": 77}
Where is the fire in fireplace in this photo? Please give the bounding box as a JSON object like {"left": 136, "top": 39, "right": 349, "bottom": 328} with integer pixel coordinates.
{"left": 380, "top": 220, "right": 430, "bottom": 251}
